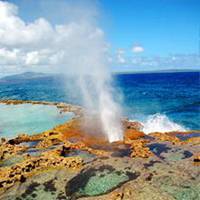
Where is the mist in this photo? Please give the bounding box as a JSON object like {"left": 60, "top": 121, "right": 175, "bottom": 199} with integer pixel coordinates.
{"left": 56, "top": 1, "right": 123, "bottom": 142}
{"left": 0, "top": 0, "right": 123, "bottom": 142}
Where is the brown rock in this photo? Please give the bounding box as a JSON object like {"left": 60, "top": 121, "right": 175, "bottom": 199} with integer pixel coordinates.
{"left": 0, "top": 153, "right": 83, "bottom": 191}
{"left": 149, "top": 132, "right": 181, "bottom": 144}
{"left": 0, "top": 143, "right": 27, "bottom": 160}
{"left": 129, "top": 139, "right": 153, "bottom": 158}
{"left": 123, "top": 120, "right": 143, "bottom": 131}
{"left": 193, "top": 153, "right": 200, "bottom": 163}
{"left": 124, "top": 129, "right": 145, "bottom": 141}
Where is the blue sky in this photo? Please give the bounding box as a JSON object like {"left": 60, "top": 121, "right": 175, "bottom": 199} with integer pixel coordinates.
{"left": 101, "top": 0, "right": 200, "bottom": 56}
{"left": 9, "top": 0, "right": 200, "bottom": 56}
{"left": 1, "top": 0, "right": 200, "bottom": 74}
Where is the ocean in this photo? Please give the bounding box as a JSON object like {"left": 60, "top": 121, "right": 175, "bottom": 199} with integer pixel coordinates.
{"left": 0, "top": 71, "right": 199, "bottom": 132}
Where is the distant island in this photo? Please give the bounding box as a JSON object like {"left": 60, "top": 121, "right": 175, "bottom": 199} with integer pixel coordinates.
{"left": 1, "top": 69, "right": 199, "bottom": 83}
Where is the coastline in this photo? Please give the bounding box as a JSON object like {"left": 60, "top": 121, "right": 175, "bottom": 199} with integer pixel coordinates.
{"left": 0, "top": 99, "right": 199, "bottom": 199}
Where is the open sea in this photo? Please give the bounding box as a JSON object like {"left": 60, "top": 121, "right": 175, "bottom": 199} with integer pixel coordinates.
{"left": 0, "top": 71, "right": 199, "bottom": 134}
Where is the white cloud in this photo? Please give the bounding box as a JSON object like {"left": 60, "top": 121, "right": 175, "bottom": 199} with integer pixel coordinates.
{"left": 119, "top": 54, "right": 200, "bottom": 71}
{"left": 25, "top": 51, "right": 41, "bottom": 65}
{"left": 117, "top": 54, "right": 126, "bottom": 64}
{"left": 132, "top": 44, "right": 144, "bottom": 53}
{"left": 0, "top": 1, "right": 199, "bottom": 75}
{"left": 0, "top": 2, "right": 53, "bottom": 48}
{"left": 0, "top": 1, "right": 106, "bottom": 76}
{"left": 116, "top": 49, "right": 126, "bottom": 64}
{"left": 0, "top": 48, "right": 20, "bottom": 65}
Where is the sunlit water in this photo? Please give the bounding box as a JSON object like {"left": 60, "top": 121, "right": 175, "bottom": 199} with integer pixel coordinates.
{"left": 0, "top": 72, "right": 199, "bottom": 135}
{"left": 0, "top": 104, "right": 74, "bottom": 138}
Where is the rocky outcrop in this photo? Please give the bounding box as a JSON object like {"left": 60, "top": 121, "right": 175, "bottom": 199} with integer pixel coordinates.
{"left": 149, "top": 132, "right": 181, "bottom": 144}
{"left": 123, "top": 119, "right": 143, "bottom": 131}
{"left": 0, "top": 141, "right": 27, "bottom": 160}
{"left": 185, "top": 137, "right": 200, "bottom": 145}
{"left": 128, "top": 139, "right": 153, "bottom": 158}
{"left": 1, "top": 100, "right": 200, "bottom": 199}
{"left": 8, "top": 131, "right": 63, "bottom": 146}
{"left": 0, "top": 154, "right": 83, "bottom": 191}
{"left": 122, "top": 120, "right": 151, "bottom": 158}
{"left": 124, "top": 129, "right": 145, "bottom": 141}
{"left": 193, "top": 153, "right": 200, "bottom": 163}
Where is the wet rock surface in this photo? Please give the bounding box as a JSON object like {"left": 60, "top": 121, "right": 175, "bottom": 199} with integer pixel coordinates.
{"left": 0, "top": 100, "right": 199, "bottom": 200}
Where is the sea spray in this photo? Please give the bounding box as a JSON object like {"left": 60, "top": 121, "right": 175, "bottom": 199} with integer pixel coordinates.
{"left": 74, "top": 72, "right": 123, "bottom": 142}
{"left": 57, "top": 5, "right": 123, "bottom": 142}
{"left": 142, "top": 113, "right": 186, "bottom": 134}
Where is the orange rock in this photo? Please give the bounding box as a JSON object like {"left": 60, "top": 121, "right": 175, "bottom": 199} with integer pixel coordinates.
{"left": 149, "top": 132, "right": 181, "bottom": 144}
{"left": 55, "top": 118, "right": 109, "bottom": 147}
{"left": 193, "top": 153, "right": 200, "bottom": 163}
{"left": 129, "top": 139, "right": 153, "bottom": 158}
{"left": 185, "top": 137, "right": 200, "bottom": 145}
{"left": 124, "top": 129, "right": 145, "bottom": 141}
{"left": 0, "top": 143, "right": 27, "bottom": 160}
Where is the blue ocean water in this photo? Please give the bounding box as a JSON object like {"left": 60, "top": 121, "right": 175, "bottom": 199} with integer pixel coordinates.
{"left": 113, "top": 72, "right": 200, "bottom": 130}
{"left": 0, "top": 72, "right": 199, "bottom": 130}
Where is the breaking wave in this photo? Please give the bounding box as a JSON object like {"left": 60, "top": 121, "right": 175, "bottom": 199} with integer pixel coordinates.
{"left": 141, "top": 113, "right": 186, "bottom": 134}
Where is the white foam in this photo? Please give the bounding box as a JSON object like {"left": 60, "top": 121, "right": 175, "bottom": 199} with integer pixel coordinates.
{"left": 142, "top": 113, "right": 186, "bottom": 134}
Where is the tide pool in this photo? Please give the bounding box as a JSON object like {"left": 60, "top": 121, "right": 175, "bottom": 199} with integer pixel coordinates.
{"left": 0, "top": 103, "right": 74, "bottom": 138}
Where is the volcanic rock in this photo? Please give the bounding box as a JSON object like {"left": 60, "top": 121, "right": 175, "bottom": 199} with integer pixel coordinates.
{"left": 129, "top": 139, "right": 153, "bottom": 158}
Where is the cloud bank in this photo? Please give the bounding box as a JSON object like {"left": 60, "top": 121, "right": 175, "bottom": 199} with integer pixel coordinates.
{"left": 0, "top": 0, "right": 105, "bottom": 76}
{"left": 132, "top": 44, "right": 144, "bottom": 53}
{"left": 0, "top": 0, "right": 199, "bottom": 77}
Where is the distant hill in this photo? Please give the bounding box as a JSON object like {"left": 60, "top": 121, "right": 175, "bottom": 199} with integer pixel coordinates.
{"left": 0, "top": 72, "right": 55, "bottom": 83}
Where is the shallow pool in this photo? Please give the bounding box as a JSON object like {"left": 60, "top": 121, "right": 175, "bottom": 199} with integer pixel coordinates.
{"left": 0, "top": 103, "right": 74, "bottom": 138}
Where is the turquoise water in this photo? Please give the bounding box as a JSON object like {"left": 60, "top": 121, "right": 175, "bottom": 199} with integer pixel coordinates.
{"left": 0, "top": 104, "right": 74, "bottom": 138}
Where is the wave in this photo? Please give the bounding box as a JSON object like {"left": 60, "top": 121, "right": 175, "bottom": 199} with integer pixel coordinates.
{"left": 141, "top": 113, "right": 186, "bottom": 134}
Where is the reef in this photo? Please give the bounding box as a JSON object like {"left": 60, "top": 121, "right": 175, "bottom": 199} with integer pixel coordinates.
{"left": 0, "top": 100, "right": 199, "bottom": 200}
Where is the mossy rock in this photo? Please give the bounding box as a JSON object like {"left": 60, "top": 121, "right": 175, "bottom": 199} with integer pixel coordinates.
{"left": 65, "top": 165, "right": 140, "bottom": 198}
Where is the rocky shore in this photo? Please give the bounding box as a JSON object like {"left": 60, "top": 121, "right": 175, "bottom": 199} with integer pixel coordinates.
{"left": 0, "top": 100, "right": 199, "bottom": 200}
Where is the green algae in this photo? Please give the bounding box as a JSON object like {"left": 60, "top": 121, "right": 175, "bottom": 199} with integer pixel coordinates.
{"left": 66, "top": 165, "right": 140, "bottom": 198}
{"left": 0, "top": 155, "right": 24, "bottom": 167}
{"left": 165, "top": 152, "right": 186, "bottom": 162}
{"left": 155, "top": 176, "right": 200, "bottom": 200}
{"left": 161, "top": 185, "right": 199, "bottom": 200}
{"left": 78, "top": 171, "right": 129, "bottom": 196}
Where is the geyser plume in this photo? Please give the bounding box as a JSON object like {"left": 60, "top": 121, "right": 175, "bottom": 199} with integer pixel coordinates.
{"left": 57, "top": 2, "right": 123, "bottom": 142}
